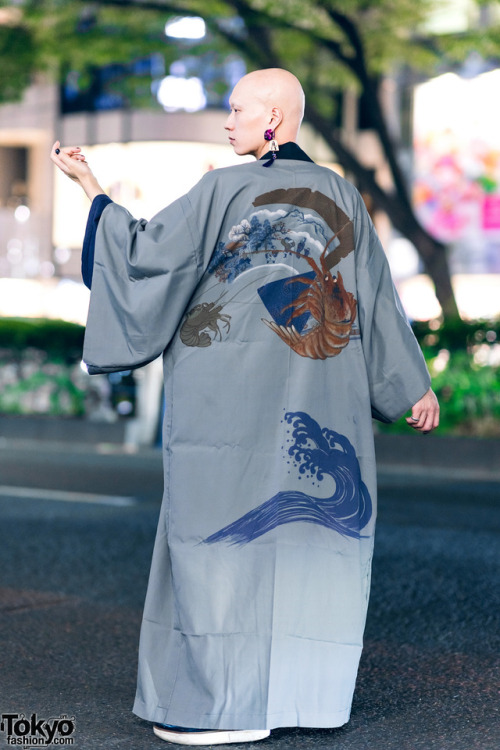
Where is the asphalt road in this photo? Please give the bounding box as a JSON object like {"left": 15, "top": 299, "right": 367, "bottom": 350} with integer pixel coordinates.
{"left": 0, "top": 440, "right": 498, "bottom": 750}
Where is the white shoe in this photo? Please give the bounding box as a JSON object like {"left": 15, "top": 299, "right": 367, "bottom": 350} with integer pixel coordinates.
{"left": 153, "top": 724, "right": 270, "bottom": 746}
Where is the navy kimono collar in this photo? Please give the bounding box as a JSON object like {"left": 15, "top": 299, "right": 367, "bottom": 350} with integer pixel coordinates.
{"left": 259, "top": 141, "right": 314, "bottom": 165}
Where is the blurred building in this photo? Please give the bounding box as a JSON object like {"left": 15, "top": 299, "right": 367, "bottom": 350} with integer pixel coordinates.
{"left": 0, "top": 81, "right": 61, "bottom": 315}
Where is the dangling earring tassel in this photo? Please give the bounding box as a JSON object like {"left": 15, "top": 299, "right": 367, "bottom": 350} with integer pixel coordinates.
{"left": 263, "top": 129, "right": 279, "bottom": 167}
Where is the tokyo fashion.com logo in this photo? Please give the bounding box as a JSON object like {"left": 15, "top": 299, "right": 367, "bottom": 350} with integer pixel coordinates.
{"left": 1, "top": 714, "right": 75, "bottom": 746}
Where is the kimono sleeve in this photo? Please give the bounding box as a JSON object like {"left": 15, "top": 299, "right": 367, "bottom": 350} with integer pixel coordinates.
{"left": 354, "top": 200, "right": 431, "bottom": 423}
{"left": 81, "top": 194, "right": 113, "bottom": 289}
{"left": 83, "top": 175, "right": 216, "bottom": 374}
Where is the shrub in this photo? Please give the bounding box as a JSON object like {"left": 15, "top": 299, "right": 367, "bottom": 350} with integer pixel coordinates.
{"left": 0, "top": 318, "right": 89, "bottom": 417}
{"left": 378, "top": 319, "right": 500, "bottom": 437}
{"left": 0, "top": 317, "right": 84, "bottom": 363}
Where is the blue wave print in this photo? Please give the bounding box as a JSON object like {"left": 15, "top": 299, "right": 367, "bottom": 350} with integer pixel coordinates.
{"left": 203, "top": 411, "right": 372, "bottom": 546}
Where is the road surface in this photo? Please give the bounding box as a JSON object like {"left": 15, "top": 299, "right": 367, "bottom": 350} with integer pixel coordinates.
{"left": 0, "top": 439, "right": 498, "bottom": 749}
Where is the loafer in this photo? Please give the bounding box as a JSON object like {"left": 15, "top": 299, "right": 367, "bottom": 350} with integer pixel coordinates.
{"left": 153, "top": 723, "right": 270, "bottom": 745}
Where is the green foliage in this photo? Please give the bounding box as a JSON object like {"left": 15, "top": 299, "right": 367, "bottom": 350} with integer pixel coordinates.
{"left": 429, "top": 350, "right": 500, "bottom": 437}
{"left": 0, "top": 23, "right": 37, "bottom": 103}
{"left": 438, "top": 25, "right": 500, "bottom": 61}
{"left": 0, "top": 1, "right": 179, "bottom": 106}
{"left": 0, "top": 317, "right": 84, "bottom": 363}
{"left": 0, "top": 364, "right": 87, "bottom": 416}
{"left": 2, "top": 0, "right": 499, "bottom": 105}
{"left": 252, "top": 0, "right": 439, "bottom": 72}
{"left": 0, "top": 317, "right": 89, "bottom": 416}
{"left": 412, "top": 318, "right": 500, "bottom": 353}
{"left": 379, "top": 319, "right": 500, "bottom": 437}
{"left": 25, "top": 1, "right": 170, "bottom": 68}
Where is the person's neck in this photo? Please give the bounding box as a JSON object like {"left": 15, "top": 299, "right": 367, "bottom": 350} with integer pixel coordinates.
{"left": 258, "top": 141, "right": 314, "bottom": 163}
{"left": 254, "top": 137, "right": 298, "bottom": 160}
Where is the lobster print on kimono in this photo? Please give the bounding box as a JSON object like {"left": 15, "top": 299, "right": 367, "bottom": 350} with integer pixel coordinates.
{"left": 81, "top": 144, "right": 431, "bottom": 732}
{"left": 180, "top": 186, "right": 359, "bottom": 360}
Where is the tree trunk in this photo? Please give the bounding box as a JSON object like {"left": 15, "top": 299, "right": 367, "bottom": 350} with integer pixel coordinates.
{"left": 382, "top": 196, "right": 459, "bottom": 318}
{"left": 305, "top": 105, "right": 460, "bottom": 319}
{"left": 396, "top": 223, "right": 459, "bottom": 319}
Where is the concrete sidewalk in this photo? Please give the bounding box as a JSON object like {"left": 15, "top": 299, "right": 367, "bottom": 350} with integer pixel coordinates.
{"left": 0, "top": 414, "right": 126, "bottom": 446}
{"left": 374, "top": 431, "right": 500, "bottom": 481}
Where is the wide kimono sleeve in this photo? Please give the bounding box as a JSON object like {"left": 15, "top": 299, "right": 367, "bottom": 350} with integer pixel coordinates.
{"left": 353, "top": 195, "right": 431, "bottom": 423}
{"left": 81, "top": 194, "right": 114, "bottom": 289}
{"left": 82, "top": 173, "right": 220, "bottom": 374}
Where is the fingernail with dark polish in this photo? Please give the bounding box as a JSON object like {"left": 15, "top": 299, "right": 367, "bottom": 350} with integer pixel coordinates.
{"left": 55, "top": 148, "right": 60, "bottom": 154}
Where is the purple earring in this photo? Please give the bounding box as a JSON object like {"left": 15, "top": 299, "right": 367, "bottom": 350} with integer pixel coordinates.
{"left": 263, "top": 128, "right": 279, "bottom": 167}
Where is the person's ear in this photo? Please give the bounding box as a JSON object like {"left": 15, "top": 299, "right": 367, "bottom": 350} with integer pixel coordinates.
{"left": 269, "top": 106, "right": 283, "bottom": 130}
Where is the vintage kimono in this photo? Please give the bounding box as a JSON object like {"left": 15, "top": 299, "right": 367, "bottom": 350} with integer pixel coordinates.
{"left": 82, "top": 143, "right": 430, "bottom": 731}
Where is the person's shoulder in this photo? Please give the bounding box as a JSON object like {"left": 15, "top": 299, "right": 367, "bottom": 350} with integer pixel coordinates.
{"left": 298, "top": 162, "right": 365, "bottom": 215}
{"left": 181, "top": 161, "right": 261, "bottom": 214}
{"left": 308, "top": 162, "right": 358, "bottom": 193}
{"left": 186, "top": 161, "right": 259, "bottom": 196}
{"left": 201, "top": 160, "right": 259, "bottom": 181}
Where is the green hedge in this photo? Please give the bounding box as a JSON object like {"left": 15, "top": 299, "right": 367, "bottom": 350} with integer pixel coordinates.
{"left": 380, "top": 319, "right": 500, "bottom": 437}
{"left": 412, "top": 318, "right": 500, "bottom": 355}
{"left": 0, "top": 318, "right": 87, "bottom": 416}
{"left": 0, "top": 317, "right": 85, "bottom": 363}
{"left": 0, "top": 364, "right": 87, "bottom": 416}
{"left": 1, "top": 317, "right": 499, "bottom": 435}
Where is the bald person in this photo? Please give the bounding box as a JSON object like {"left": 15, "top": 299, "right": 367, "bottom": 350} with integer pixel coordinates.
{"left": 52, "top": 68, "right": 438, "bottom": 746}
{"left": 226, "top": 68, "right": 305, "bottom": 160}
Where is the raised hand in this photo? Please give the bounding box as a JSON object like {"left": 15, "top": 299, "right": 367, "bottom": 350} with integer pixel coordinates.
{"left": 50, "top": 141, "right": 106, "bottom": 202}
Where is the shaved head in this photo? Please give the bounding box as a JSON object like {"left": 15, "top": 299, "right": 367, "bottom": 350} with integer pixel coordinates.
{"left": 235, "top": 69, "right": 305, "bottom": 132}
{"left": 225, "top": 68, "right": 305, "bottom": 160}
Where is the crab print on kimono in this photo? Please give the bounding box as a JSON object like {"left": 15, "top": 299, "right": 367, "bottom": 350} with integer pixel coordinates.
{"left": 179, "top": 188, "right": 359, "bottom": 360}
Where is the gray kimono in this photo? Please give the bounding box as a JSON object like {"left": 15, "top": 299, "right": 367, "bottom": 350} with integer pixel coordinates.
{"left": 83, "top": 145, "right": 430, "bottom": 730}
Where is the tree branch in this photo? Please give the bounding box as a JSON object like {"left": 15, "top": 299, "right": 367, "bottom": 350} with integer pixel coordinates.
{"left": 312, "top": 4, "right": 415, "bottom": 212}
